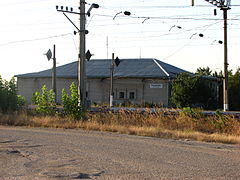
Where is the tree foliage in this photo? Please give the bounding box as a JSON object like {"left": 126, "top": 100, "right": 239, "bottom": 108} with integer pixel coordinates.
{"left": 196, "top": 66, "right": 212, "bottom": 76}
{"left": 0, "top": 77, "right": 25, "bottom": 112}
{"left": 196, "top": 67, "right": 240, "bottom": 110}
{"left": 171, "top": 72, "right": 216, "bottom": 109}
{"left": 62, "top": 82, "right": 85, "bottom": 120}
{"left": 229, "top": 68, "right": 240, "bottom": 110}
{"left": 32, "top": 85, "right": 56, "bottom": 115}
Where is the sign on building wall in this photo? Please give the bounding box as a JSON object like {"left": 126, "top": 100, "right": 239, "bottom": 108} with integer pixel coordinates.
{"left": 150, "top": 83, "right": 163, "bottom": 88}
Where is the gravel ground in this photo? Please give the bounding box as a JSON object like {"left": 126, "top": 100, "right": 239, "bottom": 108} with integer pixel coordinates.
{"left": 0, "top": 126, "right": 240, "bottom": 179}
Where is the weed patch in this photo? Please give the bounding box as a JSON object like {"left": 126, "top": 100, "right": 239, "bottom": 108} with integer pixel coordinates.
{"left": 0, "top": 109, "right": 240, "bottom": 144}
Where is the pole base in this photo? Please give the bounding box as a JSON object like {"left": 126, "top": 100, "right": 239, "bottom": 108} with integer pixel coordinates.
{"left": 110, "top": 95, "right": 113, "bottom": 107}
{"left": 223, "top": 104, "right": 229, "bottom": 111}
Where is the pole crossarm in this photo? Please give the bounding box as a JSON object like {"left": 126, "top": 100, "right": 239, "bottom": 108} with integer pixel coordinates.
{"left": 57, "top": 10, "right": 81, "bottom": 15}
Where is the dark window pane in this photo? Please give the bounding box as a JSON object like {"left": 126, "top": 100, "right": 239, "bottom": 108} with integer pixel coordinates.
{"left": 129, "top": 92, "right": 135, "bottom": 99}
{"left": 119, "top": 92, "right": 124, "bottom": 99}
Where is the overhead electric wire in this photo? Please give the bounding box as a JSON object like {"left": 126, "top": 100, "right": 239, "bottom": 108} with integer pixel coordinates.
{"left": 90, "top": 20, "right": 222, "bottom": 39}
{"left": 92, "top": 14, "right": 240, "bottom": 24}
{"left": 163, "top": 18, "right": 223, "bottom": 60}
{"left": 0, "top": 33, "right": 72, "bottom": 47}
{"left": 100, "top": 4, "right": 240, "bottom": 10}
{"left": 1, "top": 1, "right": 239, "bottom": 57}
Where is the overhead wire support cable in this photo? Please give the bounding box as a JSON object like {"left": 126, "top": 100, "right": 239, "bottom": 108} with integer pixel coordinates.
{"left": 62, "top": 12, "right": 80, "bottom": 32}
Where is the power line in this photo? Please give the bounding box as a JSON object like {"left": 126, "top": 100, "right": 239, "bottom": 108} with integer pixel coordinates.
{"left": 99, "top": 4, "right": 240, "bottom": 12}
{"left": 0, "top": 33, "right": 72, "bottom": 47}
{"left": 90, "top": 20, "right": 222, "bottom": 38}
{"left": 90, "top": 13, "right": 240, "bottom": 23}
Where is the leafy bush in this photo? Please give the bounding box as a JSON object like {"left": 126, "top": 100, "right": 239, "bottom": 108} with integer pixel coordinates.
{"left": 0, "top": 77, "right": 25, "bottom": 112}
{"left": 32, "top": 85, "right": 56, "bottom": 115}
{"left": 211, "top": 110, "right": 233, "bottom": 133}
{"left": 180, "top": 107, "right": 202, "bottom": 119}
{"left": 229, "top": 68, "right": 240, "bottom": 110}
{"left": 62, "top": 82, "right": 85, "bottom": 120}
{"left": 171, "top": 72, "right": 216, "bottom": 109}
{"left": 17, "top": 95, "right": 26, "bottom": 109}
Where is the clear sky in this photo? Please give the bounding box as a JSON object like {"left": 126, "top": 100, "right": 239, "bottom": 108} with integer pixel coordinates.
{"left": 0, "top": 0, "right": 240, "bottom": 80}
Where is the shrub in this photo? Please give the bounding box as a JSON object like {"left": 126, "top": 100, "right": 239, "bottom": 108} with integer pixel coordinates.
{"left": 171, "top": 72, "right": 216, "bottom": 109}
{"left": 32, "top": 85, "right": 56, "bottom": 115}
{"left": 180, "top": 107, "right": 202, "bottom": 119}
{"left": 0, "top": 77, "right": 25, "bottom": 112}
{"left": 61, "top": 82, "right": 85, "bottom": 120}
{"left": 17, "top": 95, "right": 26, "bottom": 109}
{"left": 211, "top": 110, "right": 232, "bottom": 133}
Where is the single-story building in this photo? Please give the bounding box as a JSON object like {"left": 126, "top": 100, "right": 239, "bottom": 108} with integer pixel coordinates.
{"left": 16, "top": 58, "right": 190, "bottom": 106}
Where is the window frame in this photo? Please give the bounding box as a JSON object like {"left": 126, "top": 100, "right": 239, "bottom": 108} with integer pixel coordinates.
{"left": 129, "top": 91, "right": 135, "bottom": 100}
{"left": 118, "top": 91, "right": 125, "bottom": 99}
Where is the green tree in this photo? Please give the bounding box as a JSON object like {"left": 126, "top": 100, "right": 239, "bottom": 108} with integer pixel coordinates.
{"left": 0, "top": 77, "right": 25, "bottom": 112}
{"left": 194, "top": 66, "right": 240, "bottom": 110}
{"left": 62, "top": 82, "right": 85, "bottom": 120}
{"left": 211, "top": 69, "right": 240, "bottom": 110}
{"left": 171, "top": 72, "right": 216, "bottom": 109}
{"left": 196, "top": 67, "right": 212, "bottom": 76}
{"left": 196, "top": 67, "right": 224, "bottom": 109}
{"left": 32, "top": 85, "right": 56, "bottom": 115}
{"left": 229, "top": 68, "right": 240, "bottom": 110}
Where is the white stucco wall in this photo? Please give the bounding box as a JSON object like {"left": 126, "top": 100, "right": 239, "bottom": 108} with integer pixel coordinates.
{"left": 17, "top": 77, "right": 169, "bottom": 107}
{"left": 17, "top": 77, "right": 77, "bottom": 104}
{"left": 90, "top": 78, "right": 170, "bottom": 106}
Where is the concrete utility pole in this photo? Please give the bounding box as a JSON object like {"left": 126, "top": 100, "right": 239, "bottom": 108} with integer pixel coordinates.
{"left": 223, "top": 8, "right": 229, "bottom": 111}
{"left": 56, "top": 2, "right": 99, "bottom": 109}
{"left": 110, "top": 53, "right": 114, "bottom": 107}
{"left": 205, "top": 0, "right": 231, "bottom": 111}
{"left": 53, "top": 44, "right": 57, "bottom": 103}
{"left": 79, "top": 0, "right": 87, "bottom": 108}
{"left": 109, "top": 54, "right": 120, "bottom": 107}
{"left": 44, "top": 45, "right": 57, "bottom": 103}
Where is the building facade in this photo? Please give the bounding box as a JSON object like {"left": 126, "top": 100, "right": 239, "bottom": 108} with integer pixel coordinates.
{"left": 16, "top": 58, "right": 189, "bottom": 107}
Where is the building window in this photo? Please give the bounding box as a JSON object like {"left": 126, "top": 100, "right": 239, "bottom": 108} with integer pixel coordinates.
{"left": 129, "top": 92, "right": 135, "bottom": 99}
{"left": 119, "top": 92, "right": 125, "bottom": 99}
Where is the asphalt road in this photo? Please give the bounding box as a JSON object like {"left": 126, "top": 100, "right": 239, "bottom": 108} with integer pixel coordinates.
{"left": 0, "top": 126, "right": 240, "bottom": 180}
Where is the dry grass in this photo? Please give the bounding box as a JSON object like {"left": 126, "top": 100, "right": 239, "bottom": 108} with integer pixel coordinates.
{"left": 0, "top": 109, "right": 240, "bottom": 144}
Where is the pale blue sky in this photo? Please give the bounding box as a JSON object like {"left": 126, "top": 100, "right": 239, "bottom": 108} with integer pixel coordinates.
{"left": 0, "top": 0, "right": 240, "bottom": 80}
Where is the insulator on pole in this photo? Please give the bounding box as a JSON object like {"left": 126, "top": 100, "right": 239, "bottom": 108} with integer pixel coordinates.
{"left": 214, "top": 9, "right": 217, "bottom": 15}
